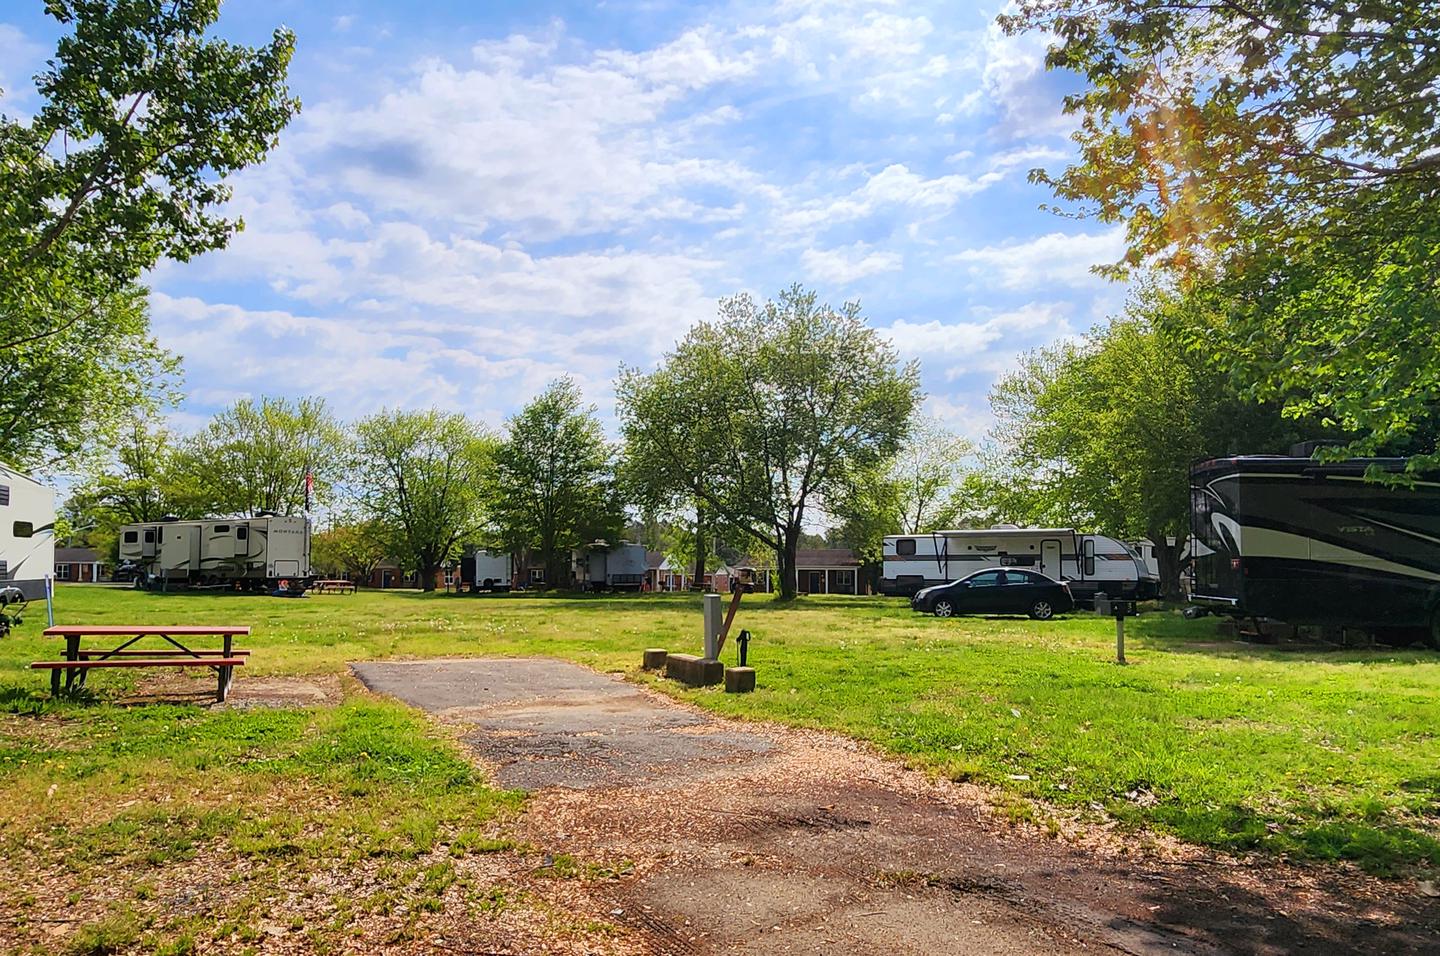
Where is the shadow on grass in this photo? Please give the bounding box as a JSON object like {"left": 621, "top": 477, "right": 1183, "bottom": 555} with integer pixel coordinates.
{"left": 1124, "top": 799, "right": 1440, "bottom": 875}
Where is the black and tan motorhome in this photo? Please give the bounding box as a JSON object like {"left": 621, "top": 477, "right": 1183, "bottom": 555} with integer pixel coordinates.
{"left": 118, "top": 514, "right": 312, "bottom": 591}
{"left": 1190, "top": 456, "right": 1440, "bottom": 646}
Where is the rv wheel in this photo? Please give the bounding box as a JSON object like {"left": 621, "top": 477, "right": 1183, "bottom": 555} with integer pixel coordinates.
{"left": 1029, "top": 600, "right": 1055, "bottom": 620}
{"left": 933, "top": 600, "right": 955, "bottom": 618}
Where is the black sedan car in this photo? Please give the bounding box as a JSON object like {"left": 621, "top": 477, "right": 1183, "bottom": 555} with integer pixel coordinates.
{"left": 910, "top": 569, "right": 1074, "bottom": 620}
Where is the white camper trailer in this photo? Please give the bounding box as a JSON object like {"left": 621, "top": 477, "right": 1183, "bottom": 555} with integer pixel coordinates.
{"left": 880, "top": 528, "right": 1158, "bottom": 605}
{"left": 465, "top": 550, "right": 513, "bottom": 592}
{"left": 118, "top": 514, "right": 312, "bottom": 591}
{"left": 573, "top": 541, "right": 647, "bottom": 592}
{"left": 0, "top": 463, "right": 56, "bottom": 602}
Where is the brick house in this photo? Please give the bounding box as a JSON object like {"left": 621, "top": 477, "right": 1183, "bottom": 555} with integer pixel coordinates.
{"left": 54, "top": 547, "right": 105, "bottom": 583}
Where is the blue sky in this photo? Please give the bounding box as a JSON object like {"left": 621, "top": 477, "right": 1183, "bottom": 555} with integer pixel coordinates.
{"left": 1, "top": 0, "right": 1128, "bottom": 439}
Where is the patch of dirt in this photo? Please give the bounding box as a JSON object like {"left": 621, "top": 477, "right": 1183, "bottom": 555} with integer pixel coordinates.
{"left": 120, "top": 672, "right": 343, "bottom": 709}
{"left": 354, "top": 658, "right": 1440, "bottom": 956}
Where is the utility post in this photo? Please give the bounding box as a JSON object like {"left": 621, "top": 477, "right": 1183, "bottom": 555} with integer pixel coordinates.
{"left": 703, "top": 593, "right": 722, "bottom": 660}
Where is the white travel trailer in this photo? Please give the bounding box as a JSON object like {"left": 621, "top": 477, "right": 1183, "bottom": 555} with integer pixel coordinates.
{"left": 573, "top": 541, "right": 647, "bottom": 592}
{"left": 0, "top": 463, "right": 56, "bottom": 602}
{"left": 880, "top": 528, "right": 1158, "bottom": 604}
{"left": 464, "top": 549, "right": 513, "bottom": 592}
{"left": 118, "top": 514, "right": 312, "bottom": 591}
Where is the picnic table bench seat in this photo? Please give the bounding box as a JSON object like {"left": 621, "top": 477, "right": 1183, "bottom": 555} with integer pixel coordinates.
{"left": 31, "top": 658, "right": 247, "bottom": 669}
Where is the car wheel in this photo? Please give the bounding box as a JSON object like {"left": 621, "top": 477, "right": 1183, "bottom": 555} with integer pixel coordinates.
{"left": 1029, "top": 599, "right": 1055, "bottom": 621}
{"left": 933, "top": 600, "right": 955, "bottom": 618}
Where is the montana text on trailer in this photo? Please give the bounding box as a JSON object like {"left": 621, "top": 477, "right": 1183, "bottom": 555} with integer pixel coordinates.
{"left": 1191, "top": 457, "right": 1440, "bottom": 647}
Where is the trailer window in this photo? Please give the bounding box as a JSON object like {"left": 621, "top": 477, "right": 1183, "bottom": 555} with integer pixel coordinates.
{"left": 214, "top": 524, "right": 230, "bottom": 533}
{"left": 143, "top": 530, "right": 155, "bottom": 544}
{"left": 12, "top": 521, "right": 33, "bottom": 538}
{"left": 123, "top": 531, "right": 139, "bottom": 544}
{"left": 0, "top": 485, "right": 8, "bottom": 506}
{"left": 895, "top": 538, "right": 916, "bottom": 556}
{"left": 1082, "top": 539, "right": 1096, "bottom": 576}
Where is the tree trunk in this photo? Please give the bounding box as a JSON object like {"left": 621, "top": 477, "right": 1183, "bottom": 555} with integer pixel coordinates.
{"left": 1151, "top": 534, "right": 1186, "bottom": 601}
{"left": 692, "top": 506, "right": 707, "bottom": 591}
{"left": 542, "top": 531, "right": 561, "bottom": 590}
{"left": 419, "top": 555, "right": 438, "bottom": 592}
{"left": 776, "top": 526, "right": 800, "bottom": 600}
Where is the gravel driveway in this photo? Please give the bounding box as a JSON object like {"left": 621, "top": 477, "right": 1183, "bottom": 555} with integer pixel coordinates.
{"left": 352, "top": 658, "right": 1439, "bottom": 956}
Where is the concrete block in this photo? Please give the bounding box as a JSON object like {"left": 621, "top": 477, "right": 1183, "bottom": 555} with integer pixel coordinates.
{"left": 642, "top": 648, "right": 668, "bottom": 670}
{"left": 666, "top": 652, "right": 700, "bottom": 684}
{"left": 664, "top": 653, "right": 724, "bottom": 687}
{"left": 698, "top": 658, "right": 724, "bottom": 686}
{"left": 724, "top": 666, "right": 756, "bottom": 693}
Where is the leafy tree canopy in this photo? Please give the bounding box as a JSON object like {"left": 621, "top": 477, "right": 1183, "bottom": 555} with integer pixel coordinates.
{"left": 349, "top": 409, "right": 495, "bottom": 592}
{"left": 1003, "top": 0, "right": 1440, "bottom": 469}
{"left": 487, "top": 378, "right": 622, "bottom": 587}
{"left": 1, "top": 0, "right": 298, "bottom": 469}
{"left": 976, "top": 287, "right": 1307, "bottom": 596}
{"left": 177, "top": 396, "right": 347, "bottom": 517}
{"left": 617, "top": 285, "right": 920, "bottom": 599}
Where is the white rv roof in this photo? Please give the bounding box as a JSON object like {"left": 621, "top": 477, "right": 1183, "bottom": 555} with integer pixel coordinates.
{"left": 928, "top": 528, "right": 1077, "bottom": 536}
{"left": 0, "top": 462, "right": 46, "bottom": 488}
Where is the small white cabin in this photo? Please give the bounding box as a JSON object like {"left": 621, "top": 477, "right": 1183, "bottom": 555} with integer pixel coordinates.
{"left": 0, "top": 463, "right": 56, "bottom": 601}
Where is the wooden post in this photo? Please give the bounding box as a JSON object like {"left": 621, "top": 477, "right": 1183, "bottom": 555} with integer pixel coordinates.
{"left": 1116, "top": 616, "right": 1126, "bottom": 665}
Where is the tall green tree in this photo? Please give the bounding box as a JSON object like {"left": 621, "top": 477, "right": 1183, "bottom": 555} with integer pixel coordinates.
{"left": 1003, "top": 0, "right": 1440, "bottom": 469}
{"left": 617, "top": 285, "right": 920, "bottom": 599}
{"left": 1, "top": 0, "right": 299, "bottom": 470}
{"left": 350, "top": 410, "right": 494, "bottom": 592}
{"left": 310, "top": 519, "right": 389, "bottom": 581}
{"left": 1003, "top": 0, "right": 1440, "bottom": 268}
{"left": 179, "top": 397, "right": 347, "bottom": 516}
{"left": 488, "top": 379, "right": 621, "bottom": 587}
{"left": 0, "top": 288, "right": 178, "bottom": 471}
{"left": 979, "top": 293, "right": 1304, "bottom": 597}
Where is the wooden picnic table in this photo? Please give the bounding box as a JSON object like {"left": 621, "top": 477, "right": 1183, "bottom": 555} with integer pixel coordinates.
{"left": 35, "top": 625, "right": 251, "bottom": 701}
{"left": 313, "top": 579, "right": 357, "bottom": 594}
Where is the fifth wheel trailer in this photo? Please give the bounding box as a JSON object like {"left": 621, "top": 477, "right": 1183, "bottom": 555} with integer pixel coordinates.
{"left": 0, "top": 463, "right": 56, "bottom": 601}
{"left": 1190, "top": 456, "right": 1440, "bottom": 646}
{"left": 880, "top": 528, "right": 1158, "bottom": 604}
{"left": 573, "top": 541, "right": 647, "bottom": 592}
{"left": 118, "top": 515, "right": 312, "bottom": 591}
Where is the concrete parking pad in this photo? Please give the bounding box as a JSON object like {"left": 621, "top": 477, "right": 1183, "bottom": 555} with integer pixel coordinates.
{"left": 353, "top": 658, "right": 1440, "bottom": 955}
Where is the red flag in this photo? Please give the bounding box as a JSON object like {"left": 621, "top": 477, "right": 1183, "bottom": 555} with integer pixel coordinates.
{"left": 304, "top": 470, "right": 314, "bottom": 511}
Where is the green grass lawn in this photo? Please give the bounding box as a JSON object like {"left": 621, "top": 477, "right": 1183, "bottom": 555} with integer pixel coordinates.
{"left": 3, "top": 584, "right": 1438, "bottom": 895}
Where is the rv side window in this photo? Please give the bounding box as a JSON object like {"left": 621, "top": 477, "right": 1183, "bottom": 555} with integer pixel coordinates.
{"left": 1082, "top": 539, "right": 1096, "bottom": 576}
{"left": 896, "top": 538, "right": 916, "bottom": 556}
{"left": 0, "top": 485, "right": 8, "bottom": 506}
{"left": 143, "top": 530, "right": 155, "bottom": 544}
{"left": 12, "top": 521, "right": 33, "bottom": 538}
{"left": 236, "top": 527, "right": 248, "bottom": 540}
{"left": 214, "top": 524, "right": 230, "bottom": 533}
{"left": 123, "top": 531, "right": 139, "bottom": 544}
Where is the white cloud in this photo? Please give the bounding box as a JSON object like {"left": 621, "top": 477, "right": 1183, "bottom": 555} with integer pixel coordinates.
{"left": 0, "top": 25, "right": 46, "bottom": 112}
{"left": 801, "top": 242, "right": 901, "bottom": 285}
{"left": 880, "top": 302, "right": 1075, "bottom": 382}
{"left": 780, "top": 163, "right": 1003, "bottom": 231}
{"left": 950, "top": 227, "right": 1128, "bottom": 290}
